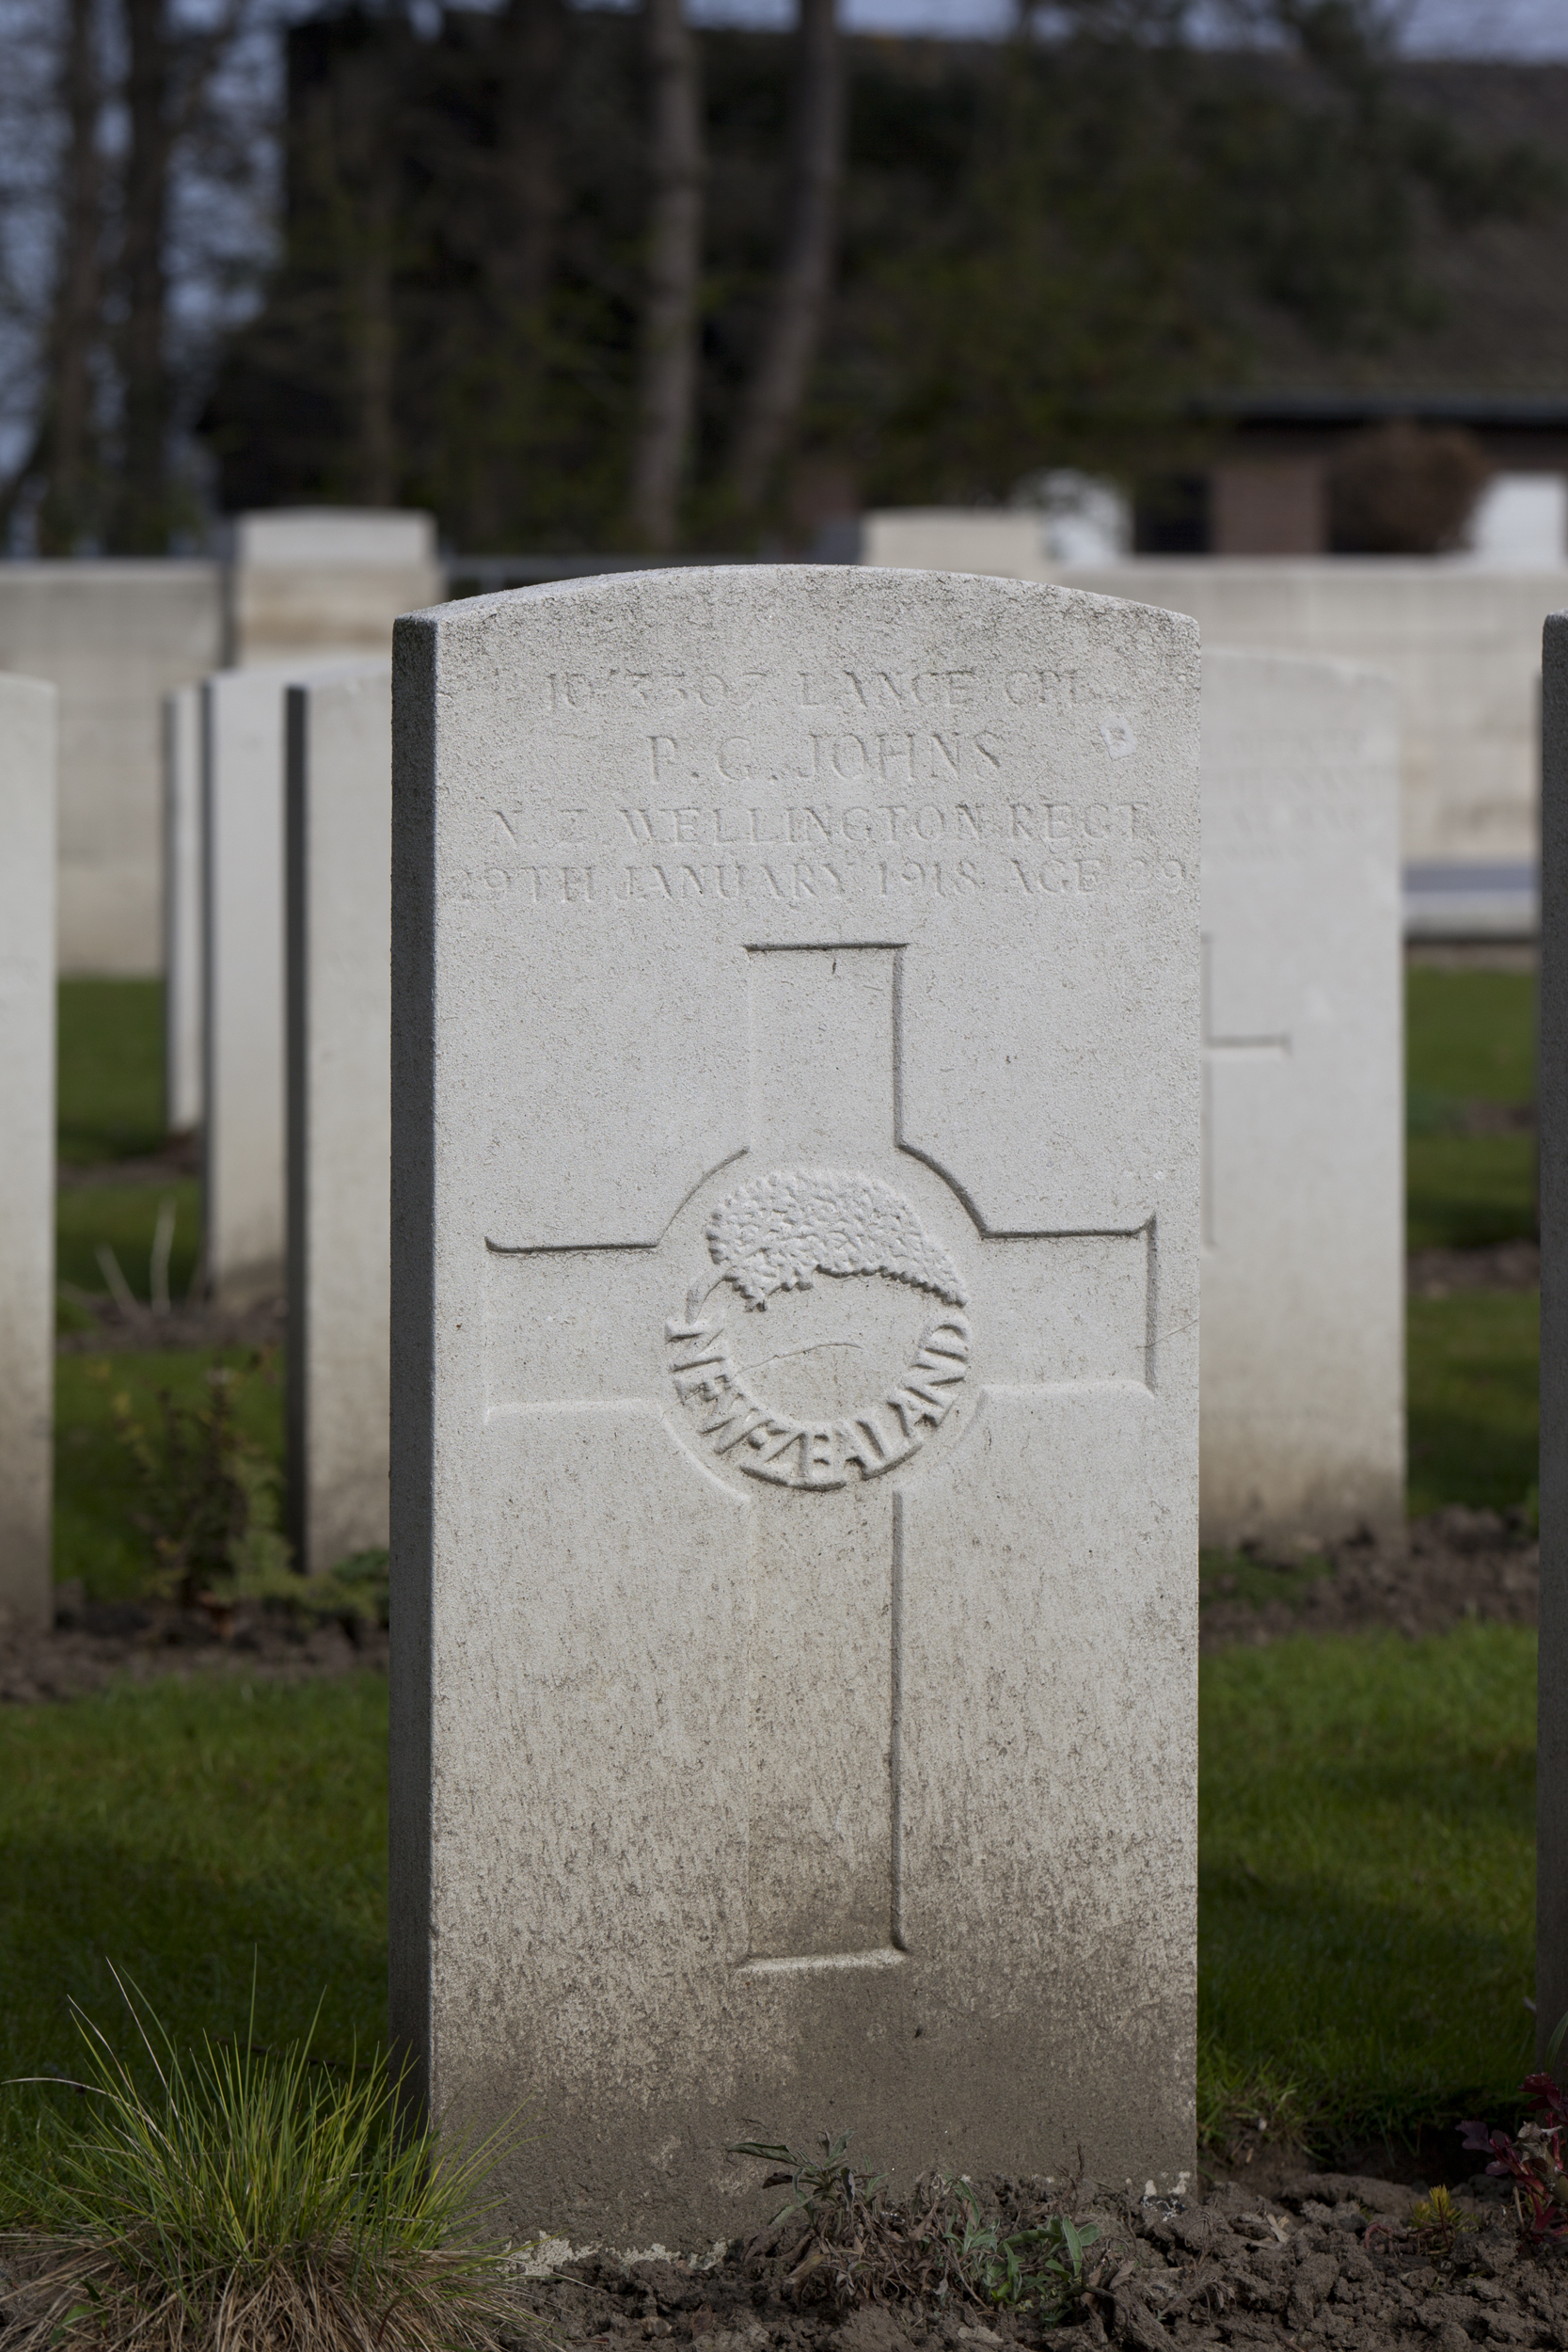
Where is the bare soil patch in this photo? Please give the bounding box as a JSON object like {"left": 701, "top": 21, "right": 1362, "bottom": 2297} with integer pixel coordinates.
{"left": 55, "top": 1292, "right": 286, "bottom": 1356}
{"left": 0, "top": 1591, "right": 385, "bottom": 1705}
{"left": 1409, "top": 1241, "right": 1539, "bottom": 1297}
{"left": 504, "top": 2170, "right": 1562, "bottom": 2352}
{"left": 1201, "top": 1509, "right": 1538, "bottom": 1654}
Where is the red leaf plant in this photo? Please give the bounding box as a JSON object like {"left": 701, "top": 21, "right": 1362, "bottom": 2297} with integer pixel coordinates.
{"left": 1462, "top": 2070, "right": 1568, "bottom": 2244}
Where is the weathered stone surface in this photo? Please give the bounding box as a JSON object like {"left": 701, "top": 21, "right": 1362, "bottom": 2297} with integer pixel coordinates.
{"left": 0, "top": 674, "right": 56, "bottom": 1632}
{"left": 284, "top": 661, "right": 392, "bottom": 1574}
{"left": 163, "top": 682, "right": 203, "bottom": 1133}
{"left": 389, "top": 565, "right": 1200, "bottom": 2244}
{"left": 1199, "top": 648, "right": 1404, "bottom": 1549}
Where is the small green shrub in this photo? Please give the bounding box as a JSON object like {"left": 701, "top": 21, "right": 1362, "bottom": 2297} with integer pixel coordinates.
{"left": 107, "top": 1356, "right": 291, "bottom": 1615}
{"left": 1, "top": 1974, "right": 529, "bottom": 2352}
{"left": 104, "top": 1359, "right": 387, "bottom": 1627}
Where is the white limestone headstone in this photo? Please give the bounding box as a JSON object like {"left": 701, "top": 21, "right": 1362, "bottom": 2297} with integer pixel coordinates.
{"left": 202, "top": 668, "right": 293, "bottom": 1304}
{"left": 0, "top": 674, "right": 57, "bottom": 1633}
{"left": 1199, "top": 649, "right": 1404, "bottom": 1549}
{"left": 163, "top": 683, "right": 203, "bottom": 1134}
{"left": 388, "top": 567, "right": 1201, "bottom": 2241}
{"left": 285, "top": 661, "right": 392, "bottom": 1575}
{"left": 230, "top": 509, "right": 441, "bottom": 671}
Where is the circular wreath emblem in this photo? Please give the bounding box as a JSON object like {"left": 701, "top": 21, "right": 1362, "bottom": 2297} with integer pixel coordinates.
{"left": 666, "top": 1167, "right": 971, "bottom": 1491}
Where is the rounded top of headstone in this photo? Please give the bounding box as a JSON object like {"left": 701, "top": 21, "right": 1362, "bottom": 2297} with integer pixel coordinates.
{"left": 399, "top": 560, "right": 1201, "bottom": 660}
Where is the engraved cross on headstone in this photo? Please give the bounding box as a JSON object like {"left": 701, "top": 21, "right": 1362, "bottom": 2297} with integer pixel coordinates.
{"left": 1200, "top": 933, "right": 1290, "bottom": 1248}
{"left": 486, "top": 945, "right": 1152, "bottom": 1968}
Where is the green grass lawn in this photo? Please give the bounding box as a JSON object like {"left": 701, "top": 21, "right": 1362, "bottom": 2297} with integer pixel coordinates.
{"left": 1199, "top": 1622, "right": 1536, "bottom": 2149}
{"left": 1405, "top": 963, "right": 1536, "bottom": 1254}
{"left": 1406, "top": 965, "right": 1535, "bottom": 1106}
{"left": 0, "top": 1676, "right": 388, "bottom": 2162}
{"left": 1401, "top": 962, "right": 1539, "bottom": 1517}
{"left": 0, "top": 1613, "right": 1534, "bottom": 2169}
{"left": 55, "top": 978, "right": 203, "bottom": 1311}
{"left": 1407, "top": 1291, "right": 1540, "bottom": 1518}
{"left": 57, "top": 979, "right": 168, "bottom": 1166}
{"left": 1407, "top": 1133, "right": 1537, "bottom": 1253}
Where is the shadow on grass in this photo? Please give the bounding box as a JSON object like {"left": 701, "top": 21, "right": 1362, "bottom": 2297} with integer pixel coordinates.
{"left": 0, "top": 1836, "right": 388, "bottom": 2092}
{"left": 1406, "top": 1134, "right": 1537, "bottom": 1254}
{"left": 0, "top": 1676, "right": 388, "bottom": 2157}
{"left": 1200, "top": 1625, "right": 1536, "bottom": 2149}
{"left": 1200, "top": 1865, "right": 1533, "bottom": 2146}
{"left": 1407, "top": 1292, "right": 1539, "bottom": 1518}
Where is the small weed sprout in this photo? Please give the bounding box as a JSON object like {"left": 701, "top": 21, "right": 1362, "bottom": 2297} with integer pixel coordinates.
{"left": 730, "top": 2137, "right": 1101, "bottom": 2323}
{"left": 1401, "top": 2185, "right": 1478, "bottom": 2264}
{"left": 0, "top": 1970, "right": 530, "bottom": 2352}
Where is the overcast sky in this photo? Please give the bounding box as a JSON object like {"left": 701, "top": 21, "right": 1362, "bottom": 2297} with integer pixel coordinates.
{"left": 687, "top": 0, "right": 1568, "bottom": 50}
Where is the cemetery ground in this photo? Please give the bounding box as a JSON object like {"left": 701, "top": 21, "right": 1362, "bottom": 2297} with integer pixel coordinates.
{"left": 1, "top": 961, "right": 1556, "bottom": 2351}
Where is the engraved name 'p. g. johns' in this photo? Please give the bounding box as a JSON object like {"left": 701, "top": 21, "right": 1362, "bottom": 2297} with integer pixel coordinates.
{"left": 667, "top": 1167, "right": 971, "bottom": 1490}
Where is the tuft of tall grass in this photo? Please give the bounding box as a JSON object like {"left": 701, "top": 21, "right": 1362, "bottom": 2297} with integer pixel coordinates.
{"left": 1, "top": 1975, "right": 529, "bottom": 2352}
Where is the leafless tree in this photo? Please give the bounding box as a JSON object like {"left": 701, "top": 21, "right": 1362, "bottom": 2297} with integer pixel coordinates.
{"left": 495, "top": 0, "right": 566, "bottom": 323}
{"left": 289, "top": 26, "right": 401, "bottom": 508}
{"left": 629, "top": 0, "right": 705, "bottom": 549}
{"left": 109, "top": 0, "right": 175, "bottom": 547}
{"left": 726, "top": 0, "right": 842, "bottom": 520}
{"left": 35, "top": 0, "right": 102, "bottom": 551}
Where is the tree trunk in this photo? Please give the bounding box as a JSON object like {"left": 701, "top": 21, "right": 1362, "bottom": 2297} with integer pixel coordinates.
{"left": 38, "top": 0, "right": 103, "bottom": 554}
{"left": 332, "top": 41, "right": 399, "bottom": 510}
{"left": 110, "top": 0, "right": 172, "bottom": 552}
{"left": 629, "top": 0, "right": 705, "bottom": 550}
{"left": 356, "top": 136, "right": 398, "bottom": 508}
{"left": 727, "top": 0, "right": 843, "bottom": 519}
{"left": 496, "top": 0, "right": 565, "bottom": 320}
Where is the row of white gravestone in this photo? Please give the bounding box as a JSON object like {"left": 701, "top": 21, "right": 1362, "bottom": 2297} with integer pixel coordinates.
{"left": 0, "top": 674, "right": 57, "bottom": 1636}
{"left": 159, "top": 656, "right": 392, "bottom": 1570}
{"left": 157, "top": 582, "right": 1404, "bottom": 1606}
{"left": 0, "top": 562, "right": 1541, "bottom": 2233}
{"left": 0, "top": 567, "right": 1409, "bottom": 2217}
{"left": 0, "top": 555, "right": 1419, "bottom": 2239}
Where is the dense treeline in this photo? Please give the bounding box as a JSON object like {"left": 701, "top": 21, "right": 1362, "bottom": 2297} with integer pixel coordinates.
{"left": 201, "top": 0, "right": 1547, "bottom": 552}
{"left": 0, "top": 0, "right": 1550, "bottom": 555}
{"left": 0, "top": 0, "right": 269, "bottom": 553}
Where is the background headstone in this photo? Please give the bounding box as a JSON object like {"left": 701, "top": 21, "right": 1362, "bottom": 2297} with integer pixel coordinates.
{"left": 0, "top": 674, "right": 57, "bottom": 1632}
{"left": 1539, "top": 609, "right": 1568, "bottom": 2054}
{"left": 285, "top": 661, "right": 392, "bottom": 1575}
{"left": 862, "top": 516, "right": 1568, "bottom": 876}
{"left": 389, "top": 566, "right": 1201, "bottom": 2243}
{"left": 163, "top": 683, "right": 203, "bottom": 1134}
{"left": 202, "top": 667, "right": 293, "bottom": 1306}
{"left": 1200, "top": 648, "right": 1404, "bottom": 1549}
{"left": 0, "top": 563, "right": 222, "bottom": 976}
{"left": 231, "top": 510, "right": 440, "bottom": 670}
